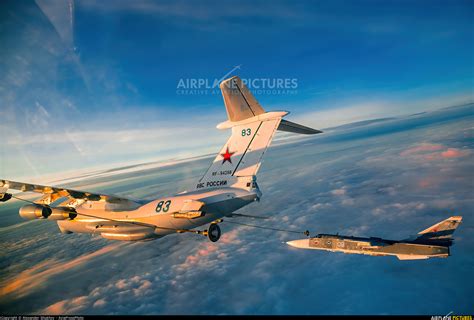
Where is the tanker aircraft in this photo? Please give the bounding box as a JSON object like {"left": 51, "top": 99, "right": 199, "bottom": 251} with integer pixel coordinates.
{"left": 0, "top": 76, "right": 321, "bottom": 242}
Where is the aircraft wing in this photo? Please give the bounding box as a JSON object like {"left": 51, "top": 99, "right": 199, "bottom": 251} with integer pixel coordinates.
{"left": 0, "top": 179, "right": 143, "bottom": 206}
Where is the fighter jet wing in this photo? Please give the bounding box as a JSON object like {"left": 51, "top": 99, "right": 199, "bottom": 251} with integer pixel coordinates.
{"left": 0, "top": 179, "right": 143, "bottom": 206}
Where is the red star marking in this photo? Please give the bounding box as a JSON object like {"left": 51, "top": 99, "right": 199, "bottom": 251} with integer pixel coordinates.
{"left": 221, "top": 147, "right": 235, "bottom": 164}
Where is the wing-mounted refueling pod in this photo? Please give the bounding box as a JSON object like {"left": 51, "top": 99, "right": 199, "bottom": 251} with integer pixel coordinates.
{"left": 0, "top": 192, "right": 12, "bottom": 202}
{"left": 0, "top": 185, "right": 12, "bottom": 202}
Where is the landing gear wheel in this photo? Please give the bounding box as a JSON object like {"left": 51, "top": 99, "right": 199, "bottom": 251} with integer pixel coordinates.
{"left": 208, "top": 223, "right": 221, "bottom": 242}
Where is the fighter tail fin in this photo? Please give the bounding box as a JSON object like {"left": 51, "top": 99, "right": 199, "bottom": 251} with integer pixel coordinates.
{"left": 413, "top": 216, "right": 462, "bottom": 245}
{"left": 193, "top": 76, "right": 321, "bottom": 191}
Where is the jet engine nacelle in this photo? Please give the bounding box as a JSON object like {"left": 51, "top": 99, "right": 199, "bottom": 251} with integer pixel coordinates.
{"left": 19, "top": 205, "right": 77, "bottom": 220}
{"left": 19, "top": 204, "right": 52, "bottom": 220}
{"left": 48, "top": 207, "right": 78, "bottom": 220}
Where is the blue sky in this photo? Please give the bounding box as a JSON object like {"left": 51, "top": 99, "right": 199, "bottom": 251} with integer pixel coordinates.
{"left": 0, "top": 0, "right": 473, "bottom": 179}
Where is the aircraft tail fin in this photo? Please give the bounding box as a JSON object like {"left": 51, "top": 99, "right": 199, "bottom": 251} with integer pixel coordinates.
{"left": 221, "top": 76, "right": 265, "bottom": 121}
{"left": 220, "top": 76, "right": 321, "bottom": 134}
{"left": 193, "top": 76, "right": 321, "bottom": 191}
{"left": 413, "top": 216, "right": 462, "bottom": 246}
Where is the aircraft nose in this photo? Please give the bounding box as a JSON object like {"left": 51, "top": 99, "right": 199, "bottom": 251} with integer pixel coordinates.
{"left": 286, "top": 239, "right": 309, "bottom": 249}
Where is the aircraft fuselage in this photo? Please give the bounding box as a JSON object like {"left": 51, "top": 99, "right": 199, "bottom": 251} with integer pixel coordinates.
{"left": 57, "top": 187, "right": 259, "bottom": 241}
{"left": 287, "top": 234, "right": 450, "bottom": 260}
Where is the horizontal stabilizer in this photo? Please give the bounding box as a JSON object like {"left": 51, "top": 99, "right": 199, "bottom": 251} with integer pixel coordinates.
{"left": 278, "top": 119, "right": 322, "bottom": 135}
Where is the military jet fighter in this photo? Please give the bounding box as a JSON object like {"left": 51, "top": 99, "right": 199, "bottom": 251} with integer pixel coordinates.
{"left": 0, "top": 76, "right": 321, "bottom": 242}
{"left": 287, "top": 216, "right": 462, "bottom": 260}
